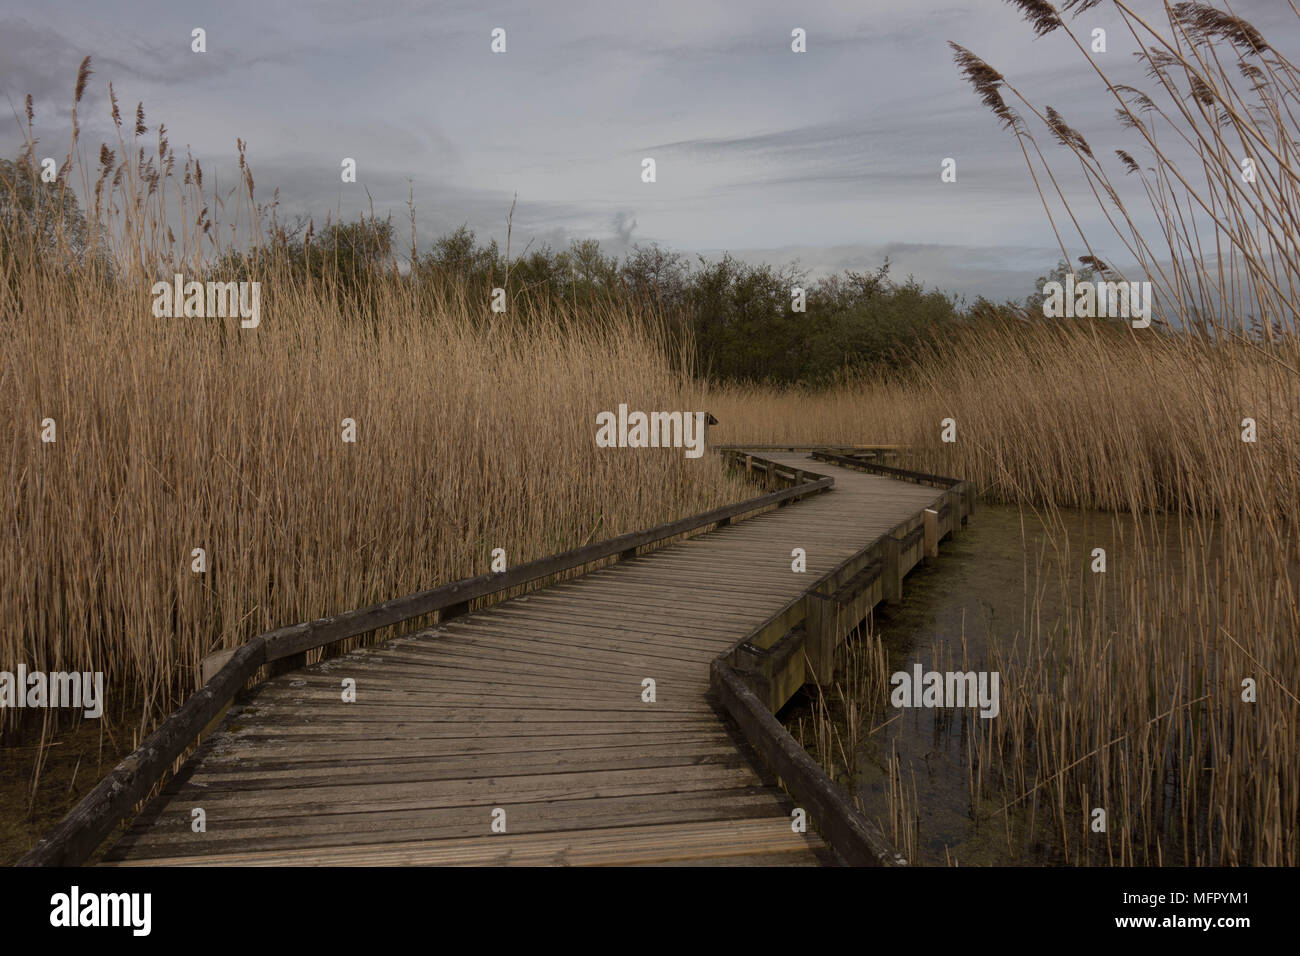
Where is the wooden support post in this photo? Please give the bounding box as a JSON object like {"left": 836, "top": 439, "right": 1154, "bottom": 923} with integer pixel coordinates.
{"left": 923, "top": 508, "right": 939, "bottom": 559}
{"left": 883, "top": 532, "right": 903, "bottom": 604}
{"left": 804, "top": 594, "right": 835, "bottom": 686}
{"left": 745, "top": 454, "right": 753, "bottom": 476}
{"left": 441, "top": 600, "right": 471, "bottom": 622}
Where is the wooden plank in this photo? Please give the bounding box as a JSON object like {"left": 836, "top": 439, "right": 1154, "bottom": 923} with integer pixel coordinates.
{"left": 104, "top": 818, "right": 826, "bottom": 867}
{"left": 449, "top": 618, "right": 732, "bottom": 657}
{"left": 248, "top": 685, "right": 705, "bottom": 713}
{"left": 195, "top": 732, "right": 744, "bottom": 768}
{"left": 350, "top": 645, "right": 708, "bottom": 686}
{"left": 106, "top": 789, "right": 798, "bottom": 859}
{"left": 254, "top": 671, "right": 682, "bottom": 703}
{"left": 149, "top": 766, "right": 770, "bottom": 817}
{"left": 392, "top": 633, "right": 718, "bottom": 676}
{"left": 406, "top": 625, "right": 720, "bottom": 667}
{"left": 480, "top": 603, "right": 748, "bottom": 639}
{"left": 216, "top": 718, "right": 719, "bottom": 740}
{"left": 184, "top": 743, "right": 748, "bottom": 788}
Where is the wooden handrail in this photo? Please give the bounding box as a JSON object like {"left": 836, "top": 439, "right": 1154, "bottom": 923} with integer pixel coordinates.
{"left": 18, "top": 454, "right": 831, "bottom": 867}
{"left": 710, "top": 660, "right": 907, "bottom": 867}
{"left": 17, "top": 638, "right": 269, "bottom": 867}
{"left": 810, "top": 450, "right": 963, "bottom": 488}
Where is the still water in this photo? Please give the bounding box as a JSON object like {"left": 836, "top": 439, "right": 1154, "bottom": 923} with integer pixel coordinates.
{"left": 783, "top": 502, "right": 1185, "bottom": 865}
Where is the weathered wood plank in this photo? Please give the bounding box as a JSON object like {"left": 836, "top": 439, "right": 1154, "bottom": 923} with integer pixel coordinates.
{"left": 105, "top": 789, "right": 797, "bottom": 859}
{"left": 103, "top": 819, "right": 828, "bottom": 867}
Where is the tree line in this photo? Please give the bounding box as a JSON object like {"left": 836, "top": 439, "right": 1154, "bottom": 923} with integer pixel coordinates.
{"left": 4, "top": 152, "right": 1128, "bottom": 385}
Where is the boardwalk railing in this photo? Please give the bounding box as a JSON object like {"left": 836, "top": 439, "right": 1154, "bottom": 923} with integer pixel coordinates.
{"left": 18, "top": 461, "right": 830, "bottom": 867}
{"left": 708, "top": 448, "right": 974, "bottom": 866}
{"left": 810, "top": 449, "right": 977, "bottom": 513}
{"left": 710, "top": 661, "right": 906, "bottom": 866}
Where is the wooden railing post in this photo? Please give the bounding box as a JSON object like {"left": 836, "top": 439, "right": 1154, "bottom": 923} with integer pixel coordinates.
{"left": 923, "top": 508, "right": 939, "bottom": 559}
{"left": 883, "top": 530, "right": 904, "bottom": 603}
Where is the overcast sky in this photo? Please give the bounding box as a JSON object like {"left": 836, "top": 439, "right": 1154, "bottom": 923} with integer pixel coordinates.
{"left": 3, "top": 0, "right": 1294, "bottom": 302}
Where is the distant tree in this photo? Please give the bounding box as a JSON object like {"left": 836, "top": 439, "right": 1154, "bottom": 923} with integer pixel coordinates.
{"left": 809, "top": 259, "right": 891, "bottom": 312}
{"left": 799, "top": 275, "right": 962, "bottom": 381}
{"left": 966, "top": 295, "right": 1025, "bottom": 323}
{"left": 555, "top": 239, "right": 619, "bottom": 299}
{"left": 421, "top": 223, "right": 501, "bottom": 286}
{"left": 620, "top": 242, "right": 689, "bottom": 314}
{"left": 682, "top": 254, "right": 799, "bottom": 379}
{"left": 0, "top": 156, "right": 101, "bottom": 269}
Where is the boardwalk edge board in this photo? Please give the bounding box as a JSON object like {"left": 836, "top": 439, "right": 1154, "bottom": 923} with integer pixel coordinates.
{"left": 709, "top": 660, "right": 906, "bottom": 867}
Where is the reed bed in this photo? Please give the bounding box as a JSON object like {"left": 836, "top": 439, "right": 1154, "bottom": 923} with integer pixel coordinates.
{"left": 0, "top": 78, "right": 754, "bottom": 758}
{"left": 739, "top": 306, "right": 1300, "bottom": 867}
{"left": 772, "top": 0, "right": 1300, "bottom": 865}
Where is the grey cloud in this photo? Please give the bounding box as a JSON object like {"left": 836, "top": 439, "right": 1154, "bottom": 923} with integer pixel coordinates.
{"left": 0, "top": 18, "right": 93, "bottom": 108}
{"left": 3, "top": 0, "right": 1295, "bottom": 305}
{"left": 612, "top": 210, "right": 637, "bottom": 245}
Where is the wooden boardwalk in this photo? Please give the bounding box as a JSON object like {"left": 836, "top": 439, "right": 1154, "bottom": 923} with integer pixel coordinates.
{"left": 94, "top": 452, "right": 954, "bottom": 866}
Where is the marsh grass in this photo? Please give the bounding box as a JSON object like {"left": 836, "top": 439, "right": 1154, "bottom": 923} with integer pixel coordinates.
{"left": 0, "top": 76, "right": 754, "bottom": 780}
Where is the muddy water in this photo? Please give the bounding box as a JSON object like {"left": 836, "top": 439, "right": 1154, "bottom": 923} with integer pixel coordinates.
{"left": 784, "top": 502, "right": 1188, "bottom": 866}
{"left": 0, "top": 710, "right": 142, "bottom": 864}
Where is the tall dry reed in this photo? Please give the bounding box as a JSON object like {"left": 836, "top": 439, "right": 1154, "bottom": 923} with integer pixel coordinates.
{"left": 751, "top": 0, "right": 1300, "bottom": 864}
{"left": 0, "top": 76, "right": 753, "bottom": 752}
